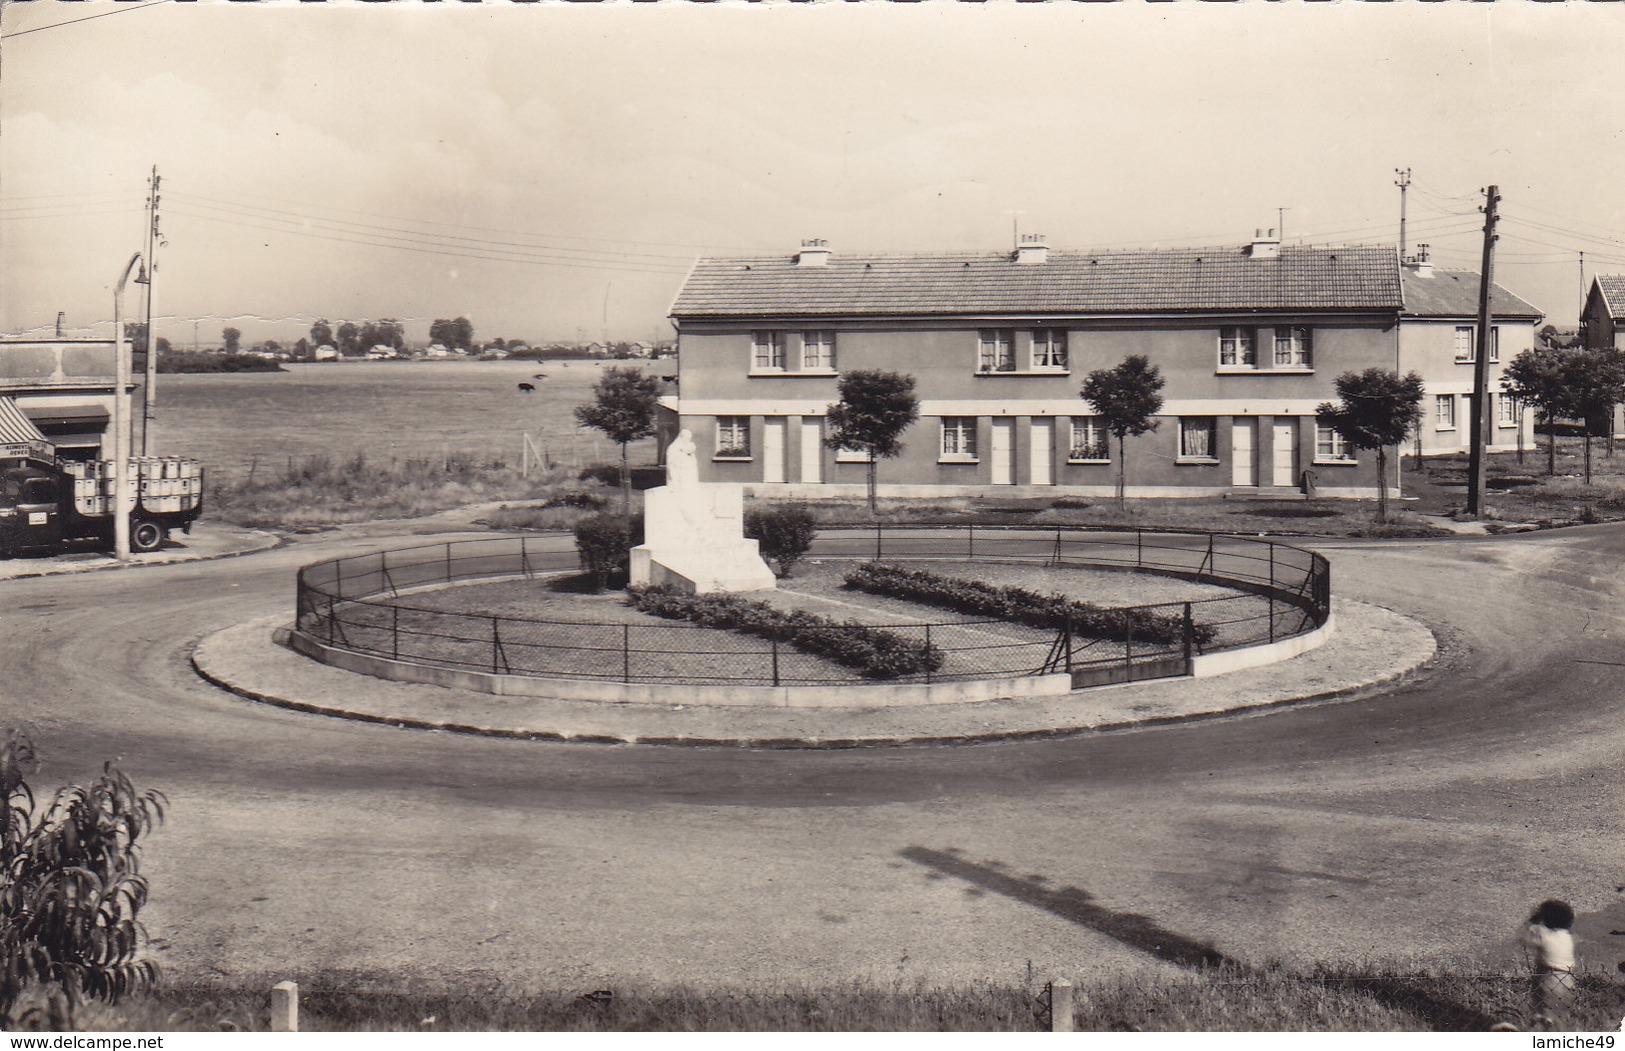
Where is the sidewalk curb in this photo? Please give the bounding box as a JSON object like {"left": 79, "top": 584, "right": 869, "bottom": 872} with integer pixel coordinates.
{"left": 0, "top": 527, "right": 284, "bottom": 580}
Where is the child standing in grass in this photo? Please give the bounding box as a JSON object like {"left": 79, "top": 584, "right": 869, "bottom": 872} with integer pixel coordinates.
{"left": 1524, "top": 899, "right": 1577, "bottom": 1029}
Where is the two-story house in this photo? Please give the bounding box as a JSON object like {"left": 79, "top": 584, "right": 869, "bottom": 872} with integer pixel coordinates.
{"left": 665, "top": 234, "right": 1540, "bottom": 500}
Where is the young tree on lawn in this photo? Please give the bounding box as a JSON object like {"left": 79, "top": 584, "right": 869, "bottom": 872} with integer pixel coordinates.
{"left": 1, "top": 730, "right": 166, "bottom": 1026}
{"left": 1080, "top": 355, "right": 1165, "bottom": 509}
{"left": 823, "top": 370, "right": 919, "bottom": 513}
{"left": 574, "top": 365, "right": 663, "bottom": 517}
{"left": 1561, "top": 347, "right": 1625, "bottom": 484}
{"left": 1316, "top": 368, "right": 1426, "bottom": 523}
{"left": 1502, "top": 346, "right": 1575, "bottom": 477}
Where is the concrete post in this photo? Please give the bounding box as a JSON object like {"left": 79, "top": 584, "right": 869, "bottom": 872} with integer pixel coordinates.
{"left": 1050, "top": 978, "right": 1074, "bottom": 1032}
{"left": 271, "top": 980, "right": 298, "bottom": 1032}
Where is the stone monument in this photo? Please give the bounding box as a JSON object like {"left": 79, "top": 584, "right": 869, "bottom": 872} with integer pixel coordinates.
{"left": 629, "top": 429, "right": 777, "bottom": 594}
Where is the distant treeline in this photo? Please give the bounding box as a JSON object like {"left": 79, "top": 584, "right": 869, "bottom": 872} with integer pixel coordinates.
{"left": 156, "top": 351, "right": 286, "bottom": 374}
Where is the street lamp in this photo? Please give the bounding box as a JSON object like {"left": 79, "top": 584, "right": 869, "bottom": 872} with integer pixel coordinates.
{"left": 112, "top": 251, "right": 143, "bottom": 560}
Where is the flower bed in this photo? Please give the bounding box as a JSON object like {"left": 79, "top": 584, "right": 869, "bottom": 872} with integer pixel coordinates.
{"left": 626, "top": 585, "right": 945, "bottom": 680}
{"left": 841, "top": 562, "right": 1216, "bottom": 646}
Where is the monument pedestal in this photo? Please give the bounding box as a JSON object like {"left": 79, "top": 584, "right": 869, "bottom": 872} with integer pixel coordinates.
{"left": 630, "top": 482, "right": 776, "bottom": 594}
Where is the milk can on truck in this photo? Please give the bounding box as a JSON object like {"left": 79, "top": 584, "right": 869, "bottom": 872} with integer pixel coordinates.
{"left": 0, "top": 452, "right": 204, "bottom": 557}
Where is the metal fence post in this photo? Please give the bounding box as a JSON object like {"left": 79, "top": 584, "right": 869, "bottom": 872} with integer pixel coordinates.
{"left": 445, "top": 543, "right": 452, "bottom": 583}
{"left": 771, "top": 638, "right": 780, "bottom": 687}
{"left": 622, "top": 624, "right": 631, "bottom": 683}
{"left": 875, "top": 521, "right": 883, "bottom": 561}
{"left": 968, "top": 522, "right": 974, "bottom": 560}
{"left": 1182, "top": 601, "right": 1194, "bottom": 664}
{"left": 1136, "top": 529, "right": 1143, "bottom": 568}
{"left": 1269, "top": 543, "right": 1276, "bottom": 590}
{"left": 491, "top": 616, "right": 501, "bottom": 673}
{"left": 924, "top": 623, "right": 932, "bottom": 684}
{"left": 392, "top": 605, "right": 400, "bottom": 661}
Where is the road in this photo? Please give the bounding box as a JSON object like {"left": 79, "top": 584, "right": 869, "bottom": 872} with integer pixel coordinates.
{"left": 1, "top": 523, "right": 1620, "bottom": 991}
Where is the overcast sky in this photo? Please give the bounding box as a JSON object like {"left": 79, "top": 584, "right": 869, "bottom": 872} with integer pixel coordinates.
{"left": 3, "top": 1, "right": 1623, "bottom": 348}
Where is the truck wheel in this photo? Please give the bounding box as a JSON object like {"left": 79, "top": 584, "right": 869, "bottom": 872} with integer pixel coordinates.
{"left": 130, "top": 520, "right": 166, "bottom": 553}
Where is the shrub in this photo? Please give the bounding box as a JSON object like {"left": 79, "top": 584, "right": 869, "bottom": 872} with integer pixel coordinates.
{"left": 744, "top": 505, "right": 819, "bottom": 578}
{"left": 842, "top": 562, "right": 1214, "bottom": 646}
{"left": 578, "top": 464, "right": 621, "bottom": 488}
{"left": 1, "top": 730, "right": 166, "bottom": 1027}
{"left": 573, "top": 513, "right": 643, "bottom": 592}
{"left": 626, "top": 586, "right": 943, "bottom": 679}
{"left": 543, "top": 489, "right": 608, "bottom": 510}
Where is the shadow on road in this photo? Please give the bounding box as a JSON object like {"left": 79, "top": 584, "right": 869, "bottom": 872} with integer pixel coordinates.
{"left": 899, "top": 845, "right": 1503, "bottom": 1030}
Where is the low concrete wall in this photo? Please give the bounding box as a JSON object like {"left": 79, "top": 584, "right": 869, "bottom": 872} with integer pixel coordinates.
{"left": 1190, "top": 612, "right": 1335, "bottom": 678}
{"left": 284, "top": 628, "right": 1074, "bottom": 708}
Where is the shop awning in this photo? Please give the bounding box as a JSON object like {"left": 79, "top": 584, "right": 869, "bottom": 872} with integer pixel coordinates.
{"left": 0, "top": 397, "right": 54, "bottom": 459}
{"left": 22, "top": 402, "right": 109, "bottom": 427}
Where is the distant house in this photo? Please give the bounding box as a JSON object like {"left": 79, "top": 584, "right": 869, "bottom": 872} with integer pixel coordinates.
{"left": 312, "top": 345, "right": 340, "bottom": 361}
{"left": 665, "top": 234, "right": 1541, "bottom": 500}
{"left": 1581, "top": 274, "right": 1625, "bottom": 350}
{"left": 364, "top": 344, "right": 397, "bottom": 360}
{"left": 424, "top": 343, "right": 451, "bottom": 359}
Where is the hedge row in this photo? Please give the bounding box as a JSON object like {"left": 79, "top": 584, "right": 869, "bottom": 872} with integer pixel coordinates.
{"left": 841, "top": 562, "right": 1216, "bottom": 646}
{"left": 626, "top": 585, "right": 945, "bottom": 680}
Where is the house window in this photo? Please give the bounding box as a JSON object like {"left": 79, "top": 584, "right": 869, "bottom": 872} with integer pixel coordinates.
{"left": 940, "top": 417, "right": 978, "bottom": 460}
{"left": 715, "top": 416, "right": 751, "bottom": 458}
{"left": 1490, "top": 328, "right": 1500, "bottom": 363}
{"left": 1032, "top": 329, "right": 1069, "bottom": 370}
{"left": 1315, "top": 423, "right": 1354, "bottom": 461}
{"left": 1068, "top": 417, "right": 1109, "bottom": 461}
{"left": 1218, "top": 327, "right": 1256, "bottom": 368}
{"left": 801, "top": 331, "right": 835, "bottom": 371}
{"left": 1272, "top": 326, "right": 1312, "bottom": 368}
{"left": 1435, "top": 395, "right": 1456, "bottom": 430}
{"left": 978, "top": 330, "right": 1015, "bottom": 372}
{"left": 751, "top": 331, "right": 784, "bottom": 371}
{"left": 1178, "top": 417, "right": 1218, "bottom": 460}
{"left": 1498, "top": 393, "right": 1519, "bottom": 427}
{"left": 1454, "top": 326, "right": 1475, "bottom": 363}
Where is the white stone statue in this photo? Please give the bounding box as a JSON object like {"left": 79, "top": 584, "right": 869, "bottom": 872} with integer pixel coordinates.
{"left": 630, "top": 428, "right": 775, "bottom": 594}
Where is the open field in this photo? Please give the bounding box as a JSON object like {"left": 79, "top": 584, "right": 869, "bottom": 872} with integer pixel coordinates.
{"left": 156, "top": 358, "right": 670, "bottom": 485}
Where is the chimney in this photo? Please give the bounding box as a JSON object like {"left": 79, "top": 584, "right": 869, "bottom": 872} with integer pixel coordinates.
{"left": 795, "top": 238, "right": 831, "bottom": 267}
{"left": 1015, "top": 233, "right": 1049, "bottom": 265}
{"left": 1247, "top": 228, "right": 1280, "bottom": 260}
{"left": 1404, "top": 242, "right": 1434, "bottom": 278}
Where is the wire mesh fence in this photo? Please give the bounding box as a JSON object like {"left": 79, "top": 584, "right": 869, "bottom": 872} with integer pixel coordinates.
{"left": 294, "top": 526, "right": 1331, "bottom": 689}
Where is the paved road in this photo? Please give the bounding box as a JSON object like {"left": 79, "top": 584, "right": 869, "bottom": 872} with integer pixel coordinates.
{"left": 1, "top": 524, "right": 1620, "bottom": 990}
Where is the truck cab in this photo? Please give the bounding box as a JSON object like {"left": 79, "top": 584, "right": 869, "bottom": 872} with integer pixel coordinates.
{"left": 0, "top": 466, "right": 73, "bottom": 552}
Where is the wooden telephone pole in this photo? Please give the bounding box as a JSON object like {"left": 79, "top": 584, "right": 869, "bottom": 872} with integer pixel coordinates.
{"left": 1466, "top": 185, "right": 1500, "bottom": 517}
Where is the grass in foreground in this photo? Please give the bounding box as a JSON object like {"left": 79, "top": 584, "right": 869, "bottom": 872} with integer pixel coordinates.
{"left": 13, "top": 964, "right": 1623, "bottom": 1032}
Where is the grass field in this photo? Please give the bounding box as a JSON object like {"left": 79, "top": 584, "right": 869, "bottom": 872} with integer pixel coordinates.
{"left": 157, "top": 358, "right": 670, "bottom": 485}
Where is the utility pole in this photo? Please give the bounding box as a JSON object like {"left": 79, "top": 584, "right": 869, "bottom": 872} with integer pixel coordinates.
{"left": 1579, "top": 249, "right": 1586, "bottom": 326}
{"left": 1394, "top": 168, "right": 1411, "bottom": 260}
{"left": 141, "top": 165, "right": 163, "bottom": 455}
{"left": 1466, "top": 184, "right": 1500, "bottom": 517}
{"left": 112, "top": 252, "right": 144, "bottom": 561}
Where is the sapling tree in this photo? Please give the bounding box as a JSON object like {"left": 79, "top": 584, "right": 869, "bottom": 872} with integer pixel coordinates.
{"left": 574, "top": 366, "right": 664, "bottom": 518}
{"left": 1560, "top": 347, "right": 1625, "bottom": 484}
{"left": 1502, "top": 346, "right": 1575, "bottom": 477}
{"left": 823, "top": 370, "right": 919, "bottom": 514}
{"left": 1080, "top": 355, "right": 1165, "bottom": 509}
{"left": 1, "top": 730, "right": 166, "bottom": 1027}
{"left": 1316, "top": 368, "right": 1426, "bottom": 522}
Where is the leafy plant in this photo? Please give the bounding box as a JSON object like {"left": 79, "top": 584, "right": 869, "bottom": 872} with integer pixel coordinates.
{"left": 572, "top": 513, "right": 642, "bottom": 592}
{"left": 626, "top": 586, "right": 943, "bottom": 679}
{"left": 573, "top": 366, "right": 663, "bottom": 518}
{"left": 823, "top": 370, "right": 920, "bottom": 513}
{"left": 842, "top": 562, "right": 1212, "bottom": 646}
{"left": 743, "top": 505, "right": 819, "bottom": 578}
{"left": 1080, "top": 356, "right": 1165, "bottom": 509}
{"left": 1, "top": 730, "right": 166, "bottom": 1027}
{"left": 1316, "top": 368, "right": 1426, "bottom": 522}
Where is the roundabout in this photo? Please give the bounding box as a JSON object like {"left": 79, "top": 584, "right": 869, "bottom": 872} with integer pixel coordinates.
{"left": 194, "top": 526, "right": 1435, "bottom": 746}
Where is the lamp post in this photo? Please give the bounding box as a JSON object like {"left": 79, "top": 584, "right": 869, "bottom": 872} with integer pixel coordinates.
{"left": 112, "top": 251, "right": 143, "bottom": 561}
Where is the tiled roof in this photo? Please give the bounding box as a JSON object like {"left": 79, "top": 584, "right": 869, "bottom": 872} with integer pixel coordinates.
{"left": 1400, "top": 267, "right": 1543, "bottom": 319}
{"left": 1593, "top": 274, "right": 1625, "bottom": 319}
{"left": 671, "top": 245, "right": 1405, "bottom": 319}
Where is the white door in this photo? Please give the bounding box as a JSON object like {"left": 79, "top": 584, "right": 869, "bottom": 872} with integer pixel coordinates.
{"left": 800, "top": 418, "right": 823, "bottom": 484}
{"left": 991, "top": 419, "right": 1014, "bottom": 485}
{"left": 1231, "top": 417, "right": 1257, "bottom": 487}
{"left": 1029, "top": 419, "right": 1054, "bottom": 485}
{"left": 1272, "top": 420, "right": 1296, "bottom": 487}
{"left": 762, "top": 418, "right": 786, "bottom": 484}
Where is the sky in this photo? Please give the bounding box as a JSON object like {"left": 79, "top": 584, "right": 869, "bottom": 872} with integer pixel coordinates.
{"left": 3, "top": 1, "right": 1624, "bottom": 348}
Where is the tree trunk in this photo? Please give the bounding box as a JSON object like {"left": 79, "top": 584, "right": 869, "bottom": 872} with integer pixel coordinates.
{"left": 1545, "top": 415, "right": 1556, "bottom": 476}
{"left": 1376, "top": 445, "right": 1389, "bottom": 523}
{"left": 1517, "top": 403, "right": 1526, "bottom": 464}
{"left": 1116, "top": 435, "right": 1127, "bottom": 510}
{"left": 1584, "top": 432, "right": 1593, "bottom": 485}
{"left": 866, "top": 458, "right": 878, "bottom": 514}
{"left": 620, "top": 442, "right": 632, "bottom": 521}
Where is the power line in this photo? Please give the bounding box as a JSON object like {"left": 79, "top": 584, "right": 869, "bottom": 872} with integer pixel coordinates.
{"left": 0, "top": 0, "right": 177, "bottom": 40}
